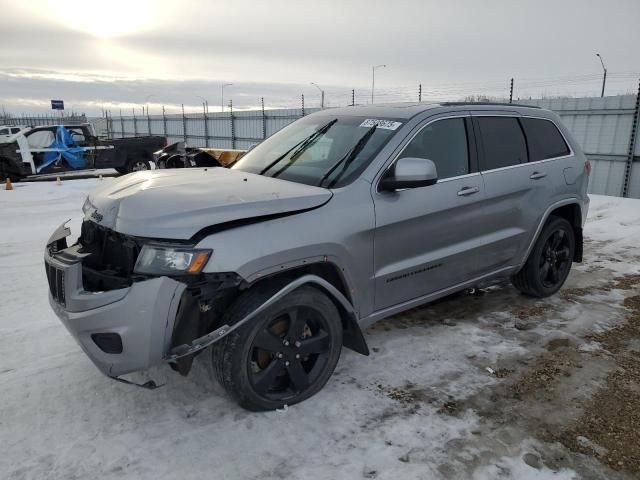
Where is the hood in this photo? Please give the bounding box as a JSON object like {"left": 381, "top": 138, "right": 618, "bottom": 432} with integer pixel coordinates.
{"left": 85, "top": 168, "right": 332, "bottom": 240}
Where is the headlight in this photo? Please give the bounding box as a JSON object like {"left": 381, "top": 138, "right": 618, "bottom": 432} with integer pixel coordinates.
{"left": 134, "top": 245, "right": 212, "bottom": 275}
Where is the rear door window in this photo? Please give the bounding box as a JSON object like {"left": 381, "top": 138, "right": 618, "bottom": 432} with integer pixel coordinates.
{"left": 476, "top": 117, "right": 528, "bottom": 171}
{"left": 521, "top": 117, "right": 570, "bottom": 161}
{"left": 10, "top": 127, "right": 20, "bottom": 134}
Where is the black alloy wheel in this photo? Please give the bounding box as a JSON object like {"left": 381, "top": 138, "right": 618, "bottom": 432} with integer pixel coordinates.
{"left": 249, "top": 305, "right": 332, "bottom": 401}
{"left": 539, "top": 229, "right": 572, "bottom": 289}
{"left": 511, "top": 216, "right": 576, "bottom": 297}
{"left": 213, "top": 285, "right": 343, "bottom": 411}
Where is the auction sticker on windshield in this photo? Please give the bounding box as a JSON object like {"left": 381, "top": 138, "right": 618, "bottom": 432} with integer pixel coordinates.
{"left": 359, "top": 119, "right": 403, "bottom": 130}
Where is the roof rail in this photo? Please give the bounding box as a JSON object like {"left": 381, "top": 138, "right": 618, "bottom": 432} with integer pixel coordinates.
{"left": 440, "top": 102, "right": 542, "bottom": 109}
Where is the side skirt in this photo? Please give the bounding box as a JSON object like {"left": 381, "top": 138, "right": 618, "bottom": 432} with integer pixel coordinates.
{"left": 359, "top": 265, "right": 518, "bottom": 330}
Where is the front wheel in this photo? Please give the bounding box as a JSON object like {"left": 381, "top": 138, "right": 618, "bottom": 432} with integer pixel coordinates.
{"left": 512, "top": 216, "right": 575, "bottom": 297}
{"left": 212, "top": 285, "right": 343, "bottom": 411}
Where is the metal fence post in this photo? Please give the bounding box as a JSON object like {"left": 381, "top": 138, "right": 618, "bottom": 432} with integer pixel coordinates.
{"left": 105, "top": 110, "right": 110, "bottom": 138}
{"left": 418, "top": 84, "right": 422, "bottom": 102}
{"left": 119, "top": 109, "right": 124, "bottom": 138}
{"left": 203, "top": 102, "right": 209, "bottom": 147}
{"left": 622, "top": 78, "right": 640, "bottom": 197}
{"left": 147, "top": 108, "right": 152, "bottom": 136}
{"left": 181, "top": 104, "right": 187, "bottom": 144}
{"left": 133, "top": 108, "right": 138, "bottom": 136}
{"left": 351, "top": 89, "right": 355, "bottom": 106}
{"left": 162, "top": 106, "right": 168, "bottom": 139}
{"left": 261, "top": 97, "right": 266, "bottom": 139}
{"left": 301, "top": 94, "right": 305, "bottom": 116}
{"left": 509, "top": 78, "right": 514, "bottom": 104}
{"left": 230, "top": 100, "right": 236, "bottom": 149}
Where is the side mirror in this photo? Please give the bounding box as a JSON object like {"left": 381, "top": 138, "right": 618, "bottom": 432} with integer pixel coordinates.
{"left": 380, "top": 157, "right": 438, "bottom": 191}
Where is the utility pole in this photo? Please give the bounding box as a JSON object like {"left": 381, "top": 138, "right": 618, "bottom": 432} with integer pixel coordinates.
{"left": 221, "top": 83, "right": 233, "bottom": 112}
{"left": 596, "top": 53, "right": 607, "bottom": 98}
{"left": 310, "top": 82, "right": 325, "bottom": 109}
{"left": 371, "top": 64, "right": 386, "bottom": 104}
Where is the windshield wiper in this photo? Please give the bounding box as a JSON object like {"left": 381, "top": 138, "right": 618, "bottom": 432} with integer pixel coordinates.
{"left": 259, "top": 119, "right": 338, "bottom": 176}
{"left": 317, "top": 125, "right": 377, "bottom": 188}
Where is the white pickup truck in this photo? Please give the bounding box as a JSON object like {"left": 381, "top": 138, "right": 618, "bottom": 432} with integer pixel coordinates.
{"left": 0, "top": 125, "right": 25, "bottom": 142}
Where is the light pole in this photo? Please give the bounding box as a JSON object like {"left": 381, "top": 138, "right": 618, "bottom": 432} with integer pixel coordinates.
{"left": 371, "top": 64, "right": 386, "bottom": 104}
{"left": 310, "top": 82, "right": 325, "bottom": 109}
{"left": 596, "top": 53, "right": 607, "bottom": 98}
{"left": 221, "top": 83, "right": 233, "bottom": 112}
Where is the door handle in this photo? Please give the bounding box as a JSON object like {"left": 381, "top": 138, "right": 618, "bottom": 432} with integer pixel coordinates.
{"left": 457, "top": 186, "right": 480, "bottom": 196}
{"left": 530, "top": 171, "right": 547, "bottom": 180}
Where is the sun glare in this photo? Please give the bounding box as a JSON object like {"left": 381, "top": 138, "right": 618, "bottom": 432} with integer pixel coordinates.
{"left": 25, "top": 0, "right": 159, "bottom": 38}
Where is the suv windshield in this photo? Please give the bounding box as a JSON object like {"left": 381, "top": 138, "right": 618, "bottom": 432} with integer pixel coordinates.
{"left": 232, "top": 114, "right": 401, "bottom": 188}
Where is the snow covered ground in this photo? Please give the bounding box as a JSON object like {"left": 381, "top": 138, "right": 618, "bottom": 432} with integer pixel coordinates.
{"left": 1, "top": 179, "right": 639, "bottom": 480}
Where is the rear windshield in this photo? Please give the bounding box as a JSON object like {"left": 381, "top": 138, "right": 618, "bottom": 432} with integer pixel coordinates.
{"left": 232, "top": 114, "right": 401, "bottom": 188}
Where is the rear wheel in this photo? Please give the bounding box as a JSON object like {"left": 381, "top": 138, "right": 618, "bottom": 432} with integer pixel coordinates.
{"left": 0, "top": 158, "right": 20, "bottom": 182}
{"left": 512, "top": 216, "right": 575, "bottom": 297}
{"left": 212, "top": 285, "right": 343, "bottom": 411}
{"left": 127, "top": 158, "right": 150, "bottom": 172}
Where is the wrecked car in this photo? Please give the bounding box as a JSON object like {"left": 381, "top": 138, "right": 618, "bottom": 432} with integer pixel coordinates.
{"left": 154, "top": 141, "right": 245, "bottom": 169}
{"left": 0, "top": 123, "right": 166, "bottom": 181}
{"left": 45, "top": 102, "right": 590, "bottom": 411}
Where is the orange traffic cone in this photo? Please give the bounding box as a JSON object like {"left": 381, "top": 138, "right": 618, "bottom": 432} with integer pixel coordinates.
{"left": 56, "top": 176, "right": 62, "bottom": 186}
{"left": 5, "top": 178, "right": 13, "bottom": 191}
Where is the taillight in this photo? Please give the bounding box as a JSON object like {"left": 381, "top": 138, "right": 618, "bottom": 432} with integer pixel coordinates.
{"left": 584, "top": 160, "right": 592, "bottom": 175}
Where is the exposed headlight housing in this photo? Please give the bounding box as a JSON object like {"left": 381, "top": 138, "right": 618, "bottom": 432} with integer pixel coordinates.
{"left": 134, "top": 245, "right": 212, "bottom": 275}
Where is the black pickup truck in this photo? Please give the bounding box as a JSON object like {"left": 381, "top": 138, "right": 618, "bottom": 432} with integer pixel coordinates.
{"left": 0, "top": 123, "right": 166, "bottom": 181}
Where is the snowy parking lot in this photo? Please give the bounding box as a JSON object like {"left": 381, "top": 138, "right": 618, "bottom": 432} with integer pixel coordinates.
{"left": 2, "top": 179, "right": 640, "bottom": 480}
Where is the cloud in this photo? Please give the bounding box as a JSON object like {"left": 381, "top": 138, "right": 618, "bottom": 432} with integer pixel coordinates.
{"left": 1, "top": 0, "right": 639, "bottom": 115}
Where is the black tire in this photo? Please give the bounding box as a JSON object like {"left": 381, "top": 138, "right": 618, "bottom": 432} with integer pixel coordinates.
{"left": 512, "top": 216, "right": 575, "bottom": 298}
{"left": 0, "top": 158, "right": 20, "bottom": 182}
{"left": 212, "top": 285, "right": 343, "bottom": 411}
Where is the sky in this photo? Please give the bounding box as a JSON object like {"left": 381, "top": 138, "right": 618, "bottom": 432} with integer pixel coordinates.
{"left": 1, "top": 0, "right": 639, "bottom": 116}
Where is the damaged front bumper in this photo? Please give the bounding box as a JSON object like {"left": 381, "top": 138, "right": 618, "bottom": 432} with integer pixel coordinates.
{"left": 44, "top": 223, "right": 186, "bottom": 378}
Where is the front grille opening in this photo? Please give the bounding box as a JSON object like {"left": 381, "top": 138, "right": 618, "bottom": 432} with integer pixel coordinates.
{"left": 79, "top": 221, "right": 140, "bottom": 292}
{"left": 45, "top": 262, "right": 66, "bottom": 305}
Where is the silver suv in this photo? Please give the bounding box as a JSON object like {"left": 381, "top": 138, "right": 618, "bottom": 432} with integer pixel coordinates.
{"left": 45, "top": 103, "right": 590, "bottom": 410}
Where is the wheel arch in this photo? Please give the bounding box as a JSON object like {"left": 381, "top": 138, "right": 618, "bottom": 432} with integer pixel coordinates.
{"left": 521, "top": 199, "right": 584, "bottom": 269}
{"left": 248, "top": 266, "right": 369, "bottom": 356}
{"left": 549, "top": 203, "right": 583, "bottom": 262}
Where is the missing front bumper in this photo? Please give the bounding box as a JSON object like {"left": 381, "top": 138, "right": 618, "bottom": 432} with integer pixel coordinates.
{"left": 45, "top": 224, "right": 187, "bottom": 377}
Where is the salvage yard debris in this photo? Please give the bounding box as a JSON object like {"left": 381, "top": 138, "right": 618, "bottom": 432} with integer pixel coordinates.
{"left": 154, "top": 141, "right": 246, "bottom": 169}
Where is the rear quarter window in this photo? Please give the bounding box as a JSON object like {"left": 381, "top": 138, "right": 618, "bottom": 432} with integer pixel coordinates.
{"left": 521, "top": 117, "right": 570, "bottom": 161}
{"left": 476, "top": 117, "right": 528, "bottom": 171}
